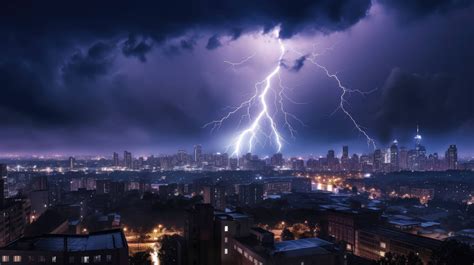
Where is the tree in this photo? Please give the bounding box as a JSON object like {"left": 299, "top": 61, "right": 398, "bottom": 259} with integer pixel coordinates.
{"left": 159, "top": 235, "right": 185, "bottom": 265}
{"left": 430, "top": 240, "right": 474, "bottom": 265}
{"left": 281, "top": 228, "right": 295, "bottom": 241}
{"left": 130, "top": 252, "right": 152, "bottom": 265}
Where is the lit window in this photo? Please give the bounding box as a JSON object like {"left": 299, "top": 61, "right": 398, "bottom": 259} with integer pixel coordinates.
{"left": 301, "top": 262, "right": 305, "bottom": 265}
{"left": 94, "top": 255, "right": 101, "bottom": 262}
{"left": 224, "top": 248, "right": 228, "bottom": 255}
{"left": 380, "top": 242, "right": 386, "bottom": 249}
{"left": 224, "top": 237, "right": 228, "bottom": 243}
{"left": 106, "top": 255, "right": 112, "bottom": 262}
{"left": 13, "top": 255, "right": 21, "bottom": 262}
{"left": 52, "top": 256, "right": 57, "bottom": 263}
{"left": 224, "top": 225, "right": 228, "bottom": 232}
{"left": 2, "top": 256, "right": 9, "bottom": 262}
{"left": 82, "top": 256, "right": 90, "bottom": 263}
{"left": 39, "top": 256, "right": 46, "bottom": 262}
{"left": 379, "top": 251, "right": 386, "bottom": 257}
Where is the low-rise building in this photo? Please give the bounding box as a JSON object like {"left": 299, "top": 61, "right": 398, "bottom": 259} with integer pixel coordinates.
{"left": 0, "top": 229, "right": 128, "bottom": 265}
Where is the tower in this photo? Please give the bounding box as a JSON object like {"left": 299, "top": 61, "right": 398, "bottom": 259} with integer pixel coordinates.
{"left": 445, "top": 145, "right": 458, "bottom": 170}
{"left": 390, "top": 140, "right": 399, "bottom": 172}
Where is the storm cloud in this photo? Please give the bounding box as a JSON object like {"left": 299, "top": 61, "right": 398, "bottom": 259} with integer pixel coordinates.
{"left": 0, "top": 0, "right": 472, "bottom": 154}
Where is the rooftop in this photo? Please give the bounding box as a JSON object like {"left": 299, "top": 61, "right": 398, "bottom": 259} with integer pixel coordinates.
{"left": 3, "top": 229, "right": 127, "bottom": 252}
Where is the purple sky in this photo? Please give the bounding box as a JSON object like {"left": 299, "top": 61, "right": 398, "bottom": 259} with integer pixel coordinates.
{"left": 0, "top": 0, "right": 473, "bottom": 157}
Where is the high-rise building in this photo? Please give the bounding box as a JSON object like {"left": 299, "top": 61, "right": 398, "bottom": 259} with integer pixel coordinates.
{"left": 203, "top": 184, "right": 226, "bottom": 211}
{"left": 399, "top": 147, "right": 408, "bottom": 170}
{"left": 0, "top": 165, "right": 7, "bottom": 199}
{"left": 194, "top": 145, "right": 202, "bottom": 165}
{"left": 373, "top": 149, "right": 384, "bottom": 172}
{"left": 238, "top": 183, "right": 263, "bottom": 206}
{"left": 390, "top": 140, "right": 399, "bottom": 172}
{"left": 0, "top": 196, "right": 30, "bottom": 247}
{"left": 341, "top": 146, "right": 350, "bottom": 171}
{"left": 123, "top": 151, "right": 132, "bottom": 169}
{"left": 445, "top": 144, "right": 458, "bottom": 170}
{"left": 342, "top": 146, "right": 349, "bottom": 159}
{"left": 113, "top": 152, "right": 119, "bottom": 167}
{"left": 185, "top": 204, "right": 215, "bottom": 265}
{"left": 270, "top": 153, "right": 283, "bottom": 167}
{"left": 68, "top": 156, "right": 75, "bottom": 170}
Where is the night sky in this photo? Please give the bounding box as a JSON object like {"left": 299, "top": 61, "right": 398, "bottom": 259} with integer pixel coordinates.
{"left": 0, "top": 0, "right": 473, "bottom": 156}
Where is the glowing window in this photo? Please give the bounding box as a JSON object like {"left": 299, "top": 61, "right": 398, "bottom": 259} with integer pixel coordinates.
{"left": 224, "top": 225, "right": 228, "bottom": 232}
{"left": 224, "top": 248, "right": 228, "bottom": 255}
{"left": 13, "top": 256, "right": 21, "bottom": 262}
{"left": 380, "top": 242, "right": 386, "bottom": 249}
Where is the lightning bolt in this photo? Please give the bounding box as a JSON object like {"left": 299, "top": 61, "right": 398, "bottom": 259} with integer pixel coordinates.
{"left": 293, "top": 45, "right": 377, "bottom": 149}
{"left": 224, "top": 53, "right": 256, "bottom": 72}
{"left": 204, "top": 38, "right": 287, "bottom": 157}
{"left": 205, "top": 32, "right": 377, "bottom": 157}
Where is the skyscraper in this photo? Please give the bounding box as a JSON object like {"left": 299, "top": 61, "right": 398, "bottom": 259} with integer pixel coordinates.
{"left": 68, "top": 156, "right": 75, "bottom": 170}
{"left": 0, "top": 165, "right": 7, "bottom": 199}
{"left": 124, "top": 151, "right": 132, "bottom": 169}
{"left": 194, "top": 145, "right": 202, "bottom": 165}
{"left": 373, "top": 149, "right": 383, "bottom": 172}
{"left": 445, "top": 145, "right": 458, "bottom": 170}
{"left": 238, "top": 183, "right": 264, "bottom": 206}
{"left": 342, "top": 146, "right": 349, "bottom": 159}
{"left": 113, "top": 152, "right": 119, "bottom": 167}
{"left": 390, "top": 140, "right": 399, "bottom": 172}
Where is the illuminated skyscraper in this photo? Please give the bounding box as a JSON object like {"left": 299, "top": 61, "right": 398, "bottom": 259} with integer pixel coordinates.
{"left": 390, "top": 140, "right": 399, "bottom": 172}
{"left": 194, "top": 144, "right": 202, "bottom": 165}
{"left": 68, "top": 156, "right": 75, "bottom": 170}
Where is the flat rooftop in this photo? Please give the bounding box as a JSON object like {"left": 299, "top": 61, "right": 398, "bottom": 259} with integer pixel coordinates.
{"left": 3, "top": 229, "right": 127, "bottom": 252}
{"left": 274, "top": 237, "right": 332, "bottom": 253}
{"left": 360, "top": 227, "right": 442, "bottom": 250}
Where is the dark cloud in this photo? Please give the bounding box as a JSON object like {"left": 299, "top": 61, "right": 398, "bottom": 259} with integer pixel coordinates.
{"left": 180, "top": 38, "right": 197, "bottom": 51}
{"left": 206, "top": 35, "right": 222, "bottom": 50}
{"left": 379, "top": 0, "right": 473, "bottom": 19}
{"left": 0, "top": 0, "right": 472, "bottom": 153}
{"left": 375, "top": 68, "right": 473, "bottom": 141}
{"left": 290, "top": 55, "right": 308, "bottom": 72}
{"left": 62, "top": 42, "right": 116, "bottom": 81}
{"left": 121, "top": 35, "right": 153, "bottom": 62}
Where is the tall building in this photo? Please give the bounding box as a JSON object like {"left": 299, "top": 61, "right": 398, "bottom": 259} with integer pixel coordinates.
{"left": 0, "top": 165, "right": 7, "bottom": 200}
{"left": 390, "top": 140, "right": 399, "bottom": 172}
{"left": 342, "top": 146, "right": 349, "bottom": 159}
{"left": 341, "top": 146, "right": 350, "bottom": 171}
{"left": 194, "top": 145, "right": 202, "bottom": 165}
{"left": 203, "top": 185, "right": 226, "bottom": 211}
{"left": 185, "top": 204, "right": 215, "bottom": 265}
{"left": 327, "top": 150, "right": 337, "bottom": 170}
{"left": 445, "top": 144, "right": 458, "bottom": 170}
{"left": 238, "top": 183, "right": 263, "bottom": 206}
{"left": 399, "top": 147, "right": 408, "bottom": 170}
{"left": 113, "top": 152, "right": 119, "bottom": 167}
{"left": 270, "top": 153, "right": 283, "bottom": 167}
{"left": 0, "top": 195, "right": 31, "bottom": 247}
{"left": 373, "top": 149, "right": 384, "bottom": 172}
{"left": 123, "top": 151, "right": 132, "bottom": 169}
{"left": 68, "top": 156, "right": 75, "bottom": 170}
